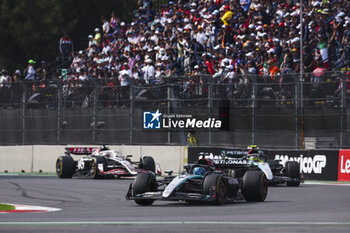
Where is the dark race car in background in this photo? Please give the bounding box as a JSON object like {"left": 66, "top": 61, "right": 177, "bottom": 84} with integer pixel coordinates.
{"left": 56, "top": 145, "right": 159, "bottom": 179}
{"left": 126, "top": 159, "right": 268, "bottom": 206}
{"left": 198, "top": 145, "right": 303, "bottom": 187}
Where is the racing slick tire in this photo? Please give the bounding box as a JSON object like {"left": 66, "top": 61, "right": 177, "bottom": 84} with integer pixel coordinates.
{"left": 56, "top": 156, "right": 75, "bottom": 178}
{"left": 242, "top": 171, "right": 268, "bottom": 202}
{"left": 133, "top": 172, "right": 156, "bottom": 206}
{"left": 286, "top": 161, "right": 300, "bottom": 187}
{"left": 203, "top": 174, "right": 227, "bottom": 205}
{"left": 90, "top": 157, "right": 106, "bottom": 179}
{"left": 141, "top": 156, "right": 156, "bottom": 173}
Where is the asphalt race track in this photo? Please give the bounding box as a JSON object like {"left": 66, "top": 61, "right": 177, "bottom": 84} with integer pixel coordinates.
{"left": 0, "top": 175, "right": 350, "bottom": 233}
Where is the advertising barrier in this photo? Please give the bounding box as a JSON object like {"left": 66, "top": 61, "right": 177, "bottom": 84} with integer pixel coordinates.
{"left": 188, "top": 147, "right": 340, "bottom": 181}
{"left": 338, "top": 150, "right": 350, "bottom": 181}
{"left": 265, "top": 150, "right": 338, "bottom": 181}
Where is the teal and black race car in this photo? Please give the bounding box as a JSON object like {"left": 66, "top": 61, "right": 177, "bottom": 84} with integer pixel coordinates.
{"left": 126, "top": 159, "right": 268, "bottom": 206}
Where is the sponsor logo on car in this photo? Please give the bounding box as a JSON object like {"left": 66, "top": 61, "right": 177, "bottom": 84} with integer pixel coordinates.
{"left": 338, "top": 150, "right": 350, "bottom": 181}
{"left": 198, "top": 153, "right": 248, "bottom": 165}
{"left": 275, "top": 154, "right": 326, "bottom": 174}
{"left": 67, "top": 147, "right": 97, "bottom": 154}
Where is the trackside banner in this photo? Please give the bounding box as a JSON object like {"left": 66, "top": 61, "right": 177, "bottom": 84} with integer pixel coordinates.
{"left": 188, "top": 147, "right": 339, "bottom": 181}
{"left": 338, "top": 150, "right": 350, "bottom": 181}
{"left": 265, "top": 150, "right": 339, "bottom": 181}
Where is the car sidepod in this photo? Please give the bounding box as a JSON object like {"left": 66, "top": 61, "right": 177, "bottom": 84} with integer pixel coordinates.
{"left": 162, "top": 174, "right": 203, "bottom": 198}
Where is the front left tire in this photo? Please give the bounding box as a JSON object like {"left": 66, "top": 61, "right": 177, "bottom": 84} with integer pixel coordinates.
{"left": 133, "top": 172, "right": 156, "bottom": 206}
{"left": 202, "top": 174, "right": 227, "bottom": 205}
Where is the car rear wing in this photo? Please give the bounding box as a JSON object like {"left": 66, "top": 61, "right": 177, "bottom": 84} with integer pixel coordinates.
{"left": 65, "top": 147, "right": 98, "bottom": 155}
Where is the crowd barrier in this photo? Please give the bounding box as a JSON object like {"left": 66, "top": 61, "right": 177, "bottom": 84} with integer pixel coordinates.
{"left": 188, "top": 147, "right": 350, "bottom": 182}
{"left": 1, "top": 72, "right": 349, "bottom": 149}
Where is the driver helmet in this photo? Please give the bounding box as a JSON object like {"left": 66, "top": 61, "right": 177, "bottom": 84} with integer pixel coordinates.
{"left": 247, "top": 145, "right": 259, "bottom": 154}
{"left": 193, "top": 167, "right": 206, "bottom": 175}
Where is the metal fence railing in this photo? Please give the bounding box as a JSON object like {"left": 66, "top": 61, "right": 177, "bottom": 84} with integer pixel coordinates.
{"left": 0, "top": 71, "right": 349, "bottom": 148}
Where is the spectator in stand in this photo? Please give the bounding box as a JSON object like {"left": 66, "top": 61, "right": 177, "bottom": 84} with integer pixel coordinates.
{"left": 224, "top": 65, "right": 235, "bottom": 99}
{"left": 94, "top": 28, "right": 102, "bottom": 46}
{"left": 9, "top": 70, "right": 22, "bottom": 107}
{"left": 267, "top": 59, "right": 279, "bottom": 82}
{"left": 25, "top": 59, "right": 36, "bottom": 80}
{"left": 336, "top": 31, "right": 350, "bottom": 69}
{"left": 37, "top": 60, "right": 48, "bottom": 81}
{"left": 109, "top": 12, "right": 120, "bottom": 33}
{"left": 20, "top": 0, "right": 346, "bottom": 109}
{"left": 142, "top": 58, "right": 155, "bottom": 85}
{"left": 13, "top": 70, "right": 22, "bottom": 80}
{"left": 101, "top": 16, "right": 110, "bottom": 35}
{"left": 78, "top": 69, "right": 89, "bottom": 82}
{"left": 221, "top": 5, "right": 232, "bottom": 28}
{"left": 59, "top": 33, "right": 73, "bottom": 68}
{"left": 119, "top": 63, "right": 131, "bottom": 105}
{"left": 88, "top": 35, "right": 95, "bottom": 47}
{"left": 0, "top": 69, "right": 11, "bottom": 88}
{"left": 203, "top": 53, "right": 215, "bottom": 75}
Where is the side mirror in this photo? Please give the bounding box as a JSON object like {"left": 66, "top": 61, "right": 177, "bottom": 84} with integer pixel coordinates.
{"left": 184, "top": 164, "right": 191, "bottom": 173}
{"left": 156, "top": 163, "right": 162, "bottom": 176}
{"left": 164, "top": 170, "right": 173, "bottom": 176}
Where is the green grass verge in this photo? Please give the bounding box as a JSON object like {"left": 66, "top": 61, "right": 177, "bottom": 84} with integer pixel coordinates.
{"left": 0, "top": 204, "right": 15, "bottom": 211}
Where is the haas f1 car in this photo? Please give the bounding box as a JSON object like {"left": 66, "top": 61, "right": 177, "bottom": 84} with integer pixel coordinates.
{"left": 126, "top": 158, "right": 268, "bottom": 205}
{"left": 56, "top": 145, "right": 158, "bottom": 179}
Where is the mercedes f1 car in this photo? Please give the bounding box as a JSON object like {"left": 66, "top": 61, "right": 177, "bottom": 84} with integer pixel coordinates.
{"left": 56, "top": 145, "right": 158, "bottom": 179}
{"left": 198, "top": 145, "right": 302, "bottom": 187}
{"left": 245, "top": 145, "right": 302, "bottom": 186}
{"left": 126, "top": 158, "right": 268, "bottom": 205}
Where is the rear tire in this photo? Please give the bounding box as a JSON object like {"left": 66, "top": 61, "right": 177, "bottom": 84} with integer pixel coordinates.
{"left": 243, "top": 171, "right": 268, "bottom": 202}
{"left": 286, "top": 161, "right": 300, "bottom": 187}
{"left": 203, "top": 174, "right": 226, "bottom": 205}
{"left": 133, "top": 172, "right": 156, "bottom": 205}
{"left": 90, "top": 157, "right": 106, "bottom": 179}
{"left": 56, "top": 156, "right": 75, "bottom": 178}
{"left": 141, "top": 156, "right": 156, "bottom": 172}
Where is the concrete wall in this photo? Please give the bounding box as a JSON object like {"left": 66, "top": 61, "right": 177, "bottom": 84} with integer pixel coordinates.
{"left": 0, "top": 146, "right": 33, "bottom": 173}
{"left": 0, "top": 145, "right": 188, "bottom": 174}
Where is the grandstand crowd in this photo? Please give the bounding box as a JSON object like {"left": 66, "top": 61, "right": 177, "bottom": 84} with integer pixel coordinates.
{"left": 1, "top": 0, "right": 350, "bottom": 108}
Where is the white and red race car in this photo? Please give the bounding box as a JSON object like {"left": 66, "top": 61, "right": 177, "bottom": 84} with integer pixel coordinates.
{"left": 56, "top": 145, "right": 160, "bottom": 179}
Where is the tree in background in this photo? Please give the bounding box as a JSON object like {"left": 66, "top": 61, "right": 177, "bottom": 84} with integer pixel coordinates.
{"left": 0, "top": 0, "right": 137, "bottom": 73}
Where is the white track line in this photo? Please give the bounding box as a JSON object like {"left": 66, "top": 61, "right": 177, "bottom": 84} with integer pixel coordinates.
{"left": 304, "top": 182, "right": 350, "bottom": 186}
{"left": 0, "top": 222, "right": 349, "bottom": 226}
